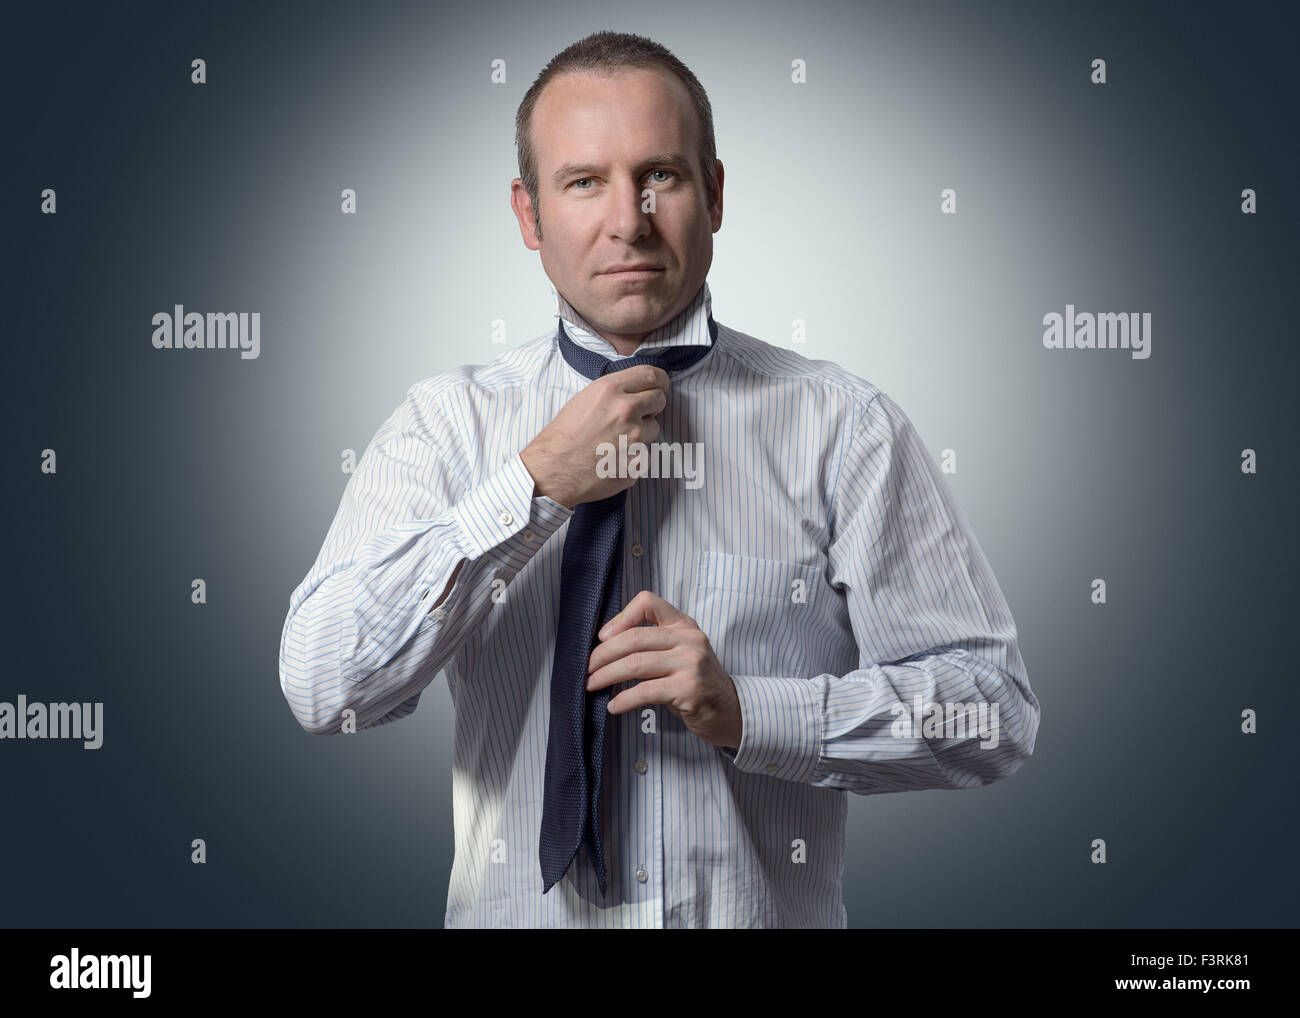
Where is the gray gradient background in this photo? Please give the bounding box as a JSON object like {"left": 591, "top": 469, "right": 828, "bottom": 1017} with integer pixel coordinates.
{"left": 5, "top": 0, "right": 1296, "bottom": 927}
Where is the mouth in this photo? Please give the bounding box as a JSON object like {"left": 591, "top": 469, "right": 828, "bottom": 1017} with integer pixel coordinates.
{"left": 600, "top": 267, "right": 665, "bottom": 281}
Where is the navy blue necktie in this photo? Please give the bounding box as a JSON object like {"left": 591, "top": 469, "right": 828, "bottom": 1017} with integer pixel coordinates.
{"left": 539, "top": 314, "right": 718, "bottom": 895}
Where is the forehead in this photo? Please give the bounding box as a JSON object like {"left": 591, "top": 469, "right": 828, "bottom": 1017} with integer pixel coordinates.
{"left": 531, "top": 67, "right": 696, "bottom": 164}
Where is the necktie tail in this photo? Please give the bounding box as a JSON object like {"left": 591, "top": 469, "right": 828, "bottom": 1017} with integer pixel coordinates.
{"left": 539, "top": 493, "right": 623, "bottom": 894}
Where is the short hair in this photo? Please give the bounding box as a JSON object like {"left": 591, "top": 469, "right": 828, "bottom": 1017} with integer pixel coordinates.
{"left": 515, "top": 31, "right": 717, "bottom": 239}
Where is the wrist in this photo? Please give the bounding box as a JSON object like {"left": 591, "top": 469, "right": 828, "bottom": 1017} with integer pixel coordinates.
{"left": 520, "top": 446, "right": 575, "bottom": 508}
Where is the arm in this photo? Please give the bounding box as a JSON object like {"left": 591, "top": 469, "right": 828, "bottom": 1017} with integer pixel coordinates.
{"left": 278, "top": 378, "right": 573, "bottom": 734}
{"left": 720, "top": 391, "right": 1041, "bottom": 793}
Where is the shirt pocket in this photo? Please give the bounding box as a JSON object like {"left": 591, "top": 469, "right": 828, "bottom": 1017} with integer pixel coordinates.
{"left": 694, "top": 551, "right": 823, "bottom": 679}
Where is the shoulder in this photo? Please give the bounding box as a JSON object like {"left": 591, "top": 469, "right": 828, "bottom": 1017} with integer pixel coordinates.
{"left": 403, "top": 328, "right": 557, "bottom": 413}
{"left": 712, "top": 322, "right": 888, "bottom": 426}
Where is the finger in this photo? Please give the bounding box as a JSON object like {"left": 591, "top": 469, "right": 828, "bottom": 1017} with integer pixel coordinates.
{"left": 628, "top": 387, "right": 668, "bottom": 420}
{"left": 606, "top": 676, "right": 676, "bottom": 716}
{"left": 611, "top": 364, "right": 669, "bottom": 394}
{"left": 587, "top": 624, "right": 677, "bottom": 675}
{"left": 587, "top": 647, "right": 676, "bottom": 693}
{"left": 597, "top": 590, "right": 683, "bottom": 641}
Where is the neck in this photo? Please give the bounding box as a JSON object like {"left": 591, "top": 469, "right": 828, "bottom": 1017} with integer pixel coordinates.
{"left": 597, "top": 332, "right": 648, "bottom": 357}
{"left": 557, "top": 281, "right": 708, "bottom": 357}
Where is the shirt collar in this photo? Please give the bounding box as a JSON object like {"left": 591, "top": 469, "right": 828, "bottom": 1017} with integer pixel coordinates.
{"left": 552, "top": 280, "right": 713, "bottom": 361}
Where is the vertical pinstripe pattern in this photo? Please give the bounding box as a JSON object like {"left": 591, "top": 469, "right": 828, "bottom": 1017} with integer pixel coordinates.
{"left": 278, "top": 281, "right": 1041, "bottom": 928}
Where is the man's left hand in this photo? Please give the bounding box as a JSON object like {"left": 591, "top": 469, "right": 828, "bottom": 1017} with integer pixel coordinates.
{"left": 586, "top": 590, "right": 742, "bottom": 750}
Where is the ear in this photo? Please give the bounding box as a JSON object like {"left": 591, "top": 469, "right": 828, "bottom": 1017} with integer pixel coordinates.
{"left": 709, "top": 159, "right": 725, "bottom": 232}
{"left": 510, "top": 179, "right": 542, "bottom": 250}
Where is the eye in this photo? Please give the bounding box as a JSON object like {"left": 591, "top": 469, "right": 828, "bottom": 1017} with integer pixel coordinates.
{"left": 647, "top": 169, "right": 674, "bottom": 183}
{"left": 571, "top": 177, "right": 594, "bottom": 189}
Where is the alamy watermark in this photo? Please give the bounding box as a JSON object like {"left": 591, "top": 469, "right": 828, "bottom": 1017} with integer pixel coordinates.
{"left": 890, "top": 694, "right": 1000, "bottom": 749}
{"left": 151, "top": 305, "right": 260, "bottom": 359}
{"left": 1042, "top": 304, "right": 1151, "bottom": 360}
{"left": 596, "top": 434, "right": 704, "bottom": 489}
{"left": 0, "top": 695, "right": 103, "bottom": 749}
{"left": 50, "top": 949, "right": 150, "bottom": 998}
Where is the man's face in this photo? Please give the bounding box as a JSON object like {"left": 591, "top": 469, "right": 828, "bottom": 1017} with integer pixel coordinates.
{"left": 511, "top": 66, "right": 724, "bottom": 353}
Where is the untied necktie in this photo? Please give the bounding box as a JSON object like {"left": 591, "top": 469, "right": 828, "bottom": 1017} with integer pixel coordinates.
{"left": 538, "top": 313, "right": 718, "bottom": 895}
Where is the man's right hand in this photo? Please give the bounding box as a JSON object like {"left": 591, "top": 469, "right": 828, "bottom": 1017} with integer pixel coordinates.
{"left": 520, "top": 364, "right": 670, "bottom": 509}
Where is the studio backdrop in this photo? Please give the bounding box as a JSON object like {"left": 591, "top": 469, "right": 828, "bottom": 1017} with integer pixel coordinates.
{"left": 5, "top": 0, "right": 1296, "bottom": 927}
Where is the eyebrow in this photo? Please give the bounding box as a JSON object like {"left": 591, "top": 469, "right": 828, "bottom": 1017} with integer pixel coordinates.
{"left": 550, "top": 152, "right": 694, "bottom": 187}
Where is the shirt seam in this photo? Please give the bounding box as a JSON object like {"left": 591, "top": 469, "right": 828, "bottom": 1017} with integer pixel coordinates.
{"left": 826, "top": 392, "right": 881, "bottom": 531}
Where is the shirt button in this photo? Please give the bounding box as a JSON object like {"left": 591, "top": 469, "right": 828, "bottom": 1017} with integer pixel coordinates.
{"left": 764, "top": 763, "right": 778, "bottom": 774}
{"left": 523, "top": 529, "right": 536, "bottom": 542}
{"left": 431, "top": 607, "right": 446, "bottom": 621}
{"left": 635, "top": 867, "right": 648, "bottom": 883}
{"left": 499, "top": 511, "right": 514, "bottom": 526}
{"left": 630, "top": 543, "right": 644, "bottom": 558}
{"left": 634, "top": 759, "right": 647, "bottom": 774}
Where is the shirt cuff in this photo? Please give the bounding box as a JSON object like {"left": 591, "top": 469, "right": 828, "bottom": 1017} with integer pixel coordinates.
{"left": 719, "top": 674, "right": 821, "bottom": 783}
{"left": 447, "top": 452, "right": 572, "bottom": 563}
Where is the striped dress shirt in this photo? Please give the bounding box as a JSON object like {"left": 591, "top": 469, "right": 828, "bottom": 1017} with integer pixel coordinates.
{"left": 278, "top": 280, "right": 1041, "bottom": 928}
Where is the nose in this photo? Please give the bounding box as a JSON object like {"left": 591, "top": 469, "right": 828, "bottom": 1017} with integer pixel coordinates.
{"left": 605, "top": 174, "right": 652, "bottom": 244}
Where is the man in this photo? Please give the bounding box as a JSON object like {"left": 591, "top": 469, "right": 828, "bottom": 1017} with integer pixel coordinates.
{"left": 279, "top": 30, "right": 1040, "bottom": 928}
